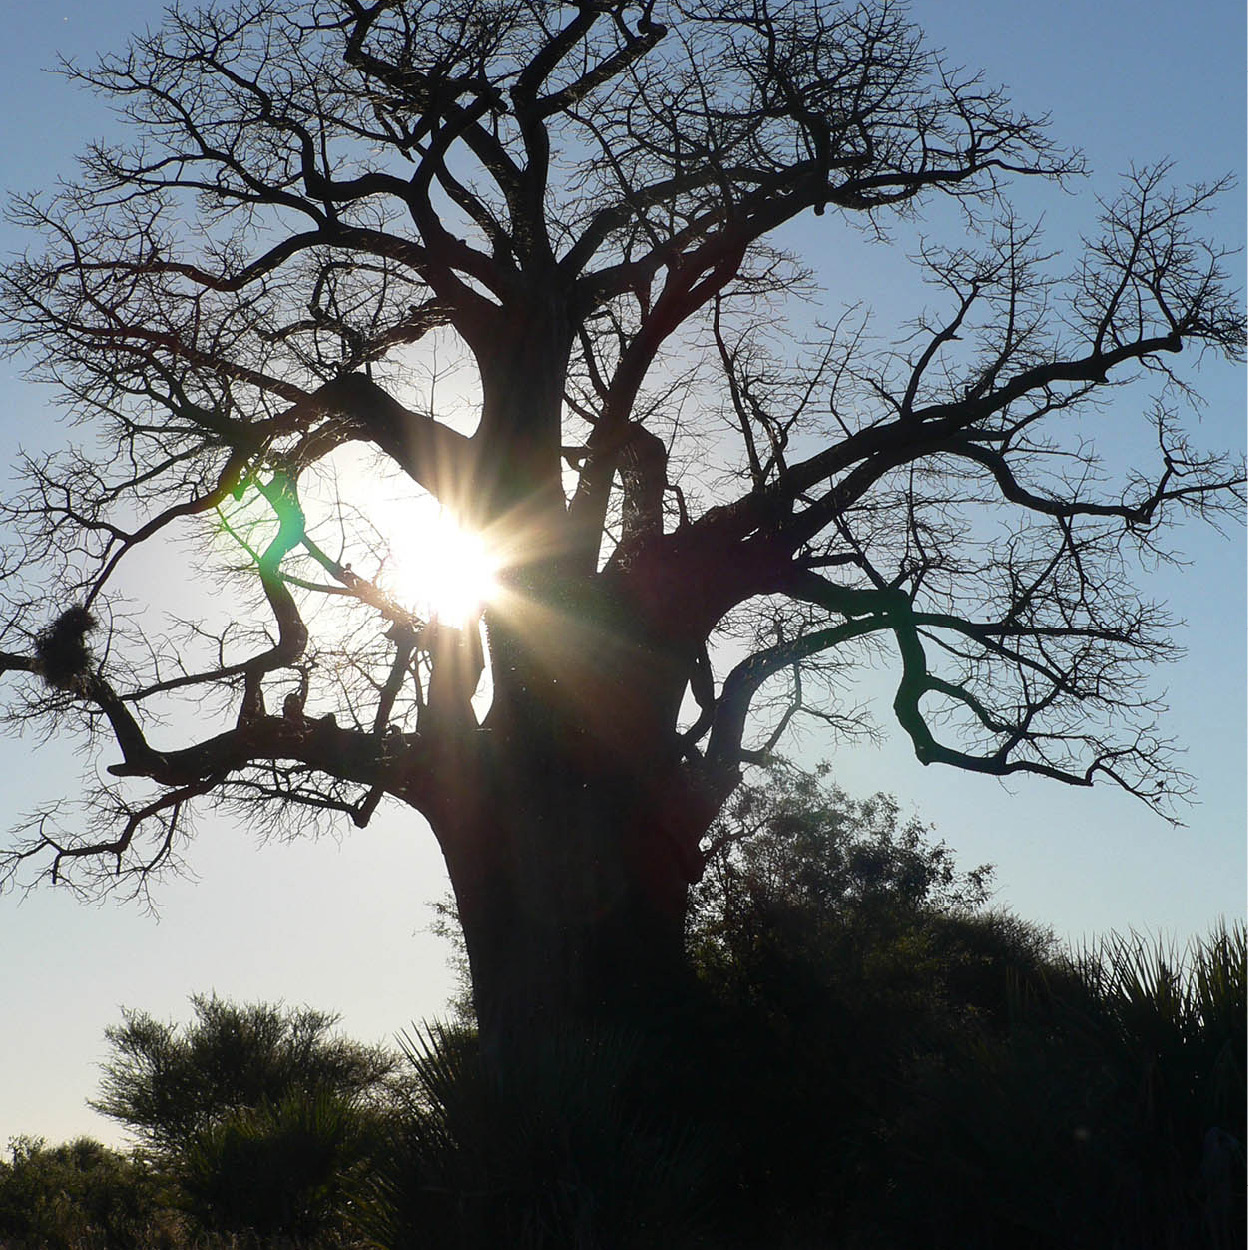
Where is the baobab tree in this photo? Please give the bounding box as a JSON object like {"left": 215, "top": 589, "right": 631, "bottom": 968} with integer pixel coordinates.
{"left": 0, "top": 0, "right": 1242, "bottom": 1050}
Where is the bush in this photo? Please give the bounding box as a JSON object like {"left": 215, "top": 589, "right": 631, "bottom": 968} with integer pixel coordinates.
{"left": 684, "top": 765, "right": 1245, "bottom": 1247}
{"left": 871, "top": 923, "right": 1247, "bottom": 1249}
{"left": 367, "top": 1022, "right": 717, "bottom": 1250}
{"left": 174, "top": 1088, "right": 379, "bottom": 1242}
{"left": 20, "top": 765, "right": 1232, "bottom": 1249}
{"left": 90, "top": 994, "right": 400, "bottom": 1243}
{"left": 0, "top": 1135, "right": 172, "bottom": 1250}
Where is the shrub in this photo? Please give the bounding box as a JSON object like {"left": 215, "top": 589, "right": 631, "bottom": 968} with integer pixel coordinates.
{"left": 90, "top": 995, "right": 400, "bottom": 1242}
{"left": 0, "top": 1135, "right": 172, "bottom": 1250}
{"left": 880, "top": 923, "right": 1246, "bottom": 1249}
{"left": 367, "top": 1022, "right": 717, "bottom": 1250}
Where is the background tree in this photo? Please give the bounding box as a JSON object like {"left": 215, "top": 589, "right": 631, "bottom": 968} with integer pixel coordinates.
{"left": 92, "top": 994, "right": 398, "bottom": 1240}
{"left": 0, "top": 0, "right": 1242, "bottom": 1050}
{"left": 685, "top": 763, "right": 1063, "bottom": 1242}
{"left": 0, "top": 1136, "right": 169, "bottom": 1250}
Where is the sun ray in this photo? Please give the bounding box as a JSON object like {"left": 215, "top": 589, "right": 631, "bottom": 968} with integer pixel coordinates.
{"left": 383, "top": 500, "right": 501, "bottom": 628}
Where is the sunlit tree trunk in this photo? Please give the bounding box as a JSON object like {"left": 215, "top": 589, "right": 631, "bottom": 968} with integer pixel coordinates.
{"left": 428, "top": 653, "right": 718, "bottom": 1055}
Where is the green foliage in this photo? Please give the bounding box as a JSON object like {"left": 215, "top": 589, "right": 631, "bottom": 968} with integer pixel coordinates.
{"left": 366, "top": 1022, "right": 716, "bottom": 1250}
{"left": 11, "top": 770, "right": 1239, "bottom": 1248}
{"left": 7, "top": 908, "right": 1241, "bottom": 1248}
{"left": 681, "top": 765, "right": 1245, "bottom": 1247}
{"left": 693, "top": 763, "right": 994, "bottom": 934}
{"left": 90, "top": 994, "right": 399, "bottom": 1243}
{"left": 0, "top": 1135, "right": 171, "bottom": 1250}
{"left": 689, "top": 765, "right": 1018, "bottom": 1029}
{"left": 883, "top": 923, "right": 1246, "bottom": 1249}
{"left": 92, "top": 994, "right": 396, "bottom": 1155}
{"left": 681, "top": 765, "right": 1056, "bottom": 1243}
{"left": 1075, "top": 924, "right": 1246, "bottom": 1135}
{"left": 174, "top": 1088, "right": 378, "bottom": 1241}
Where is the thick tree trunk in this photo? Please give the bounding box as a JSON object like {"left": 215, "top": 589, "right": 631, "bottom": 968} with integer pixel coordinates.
{"left": 434, "top": 732, "right": 701, "bottom": 1057}
{"left": 427, "top": 319, "right": 719, "bottom": 1057}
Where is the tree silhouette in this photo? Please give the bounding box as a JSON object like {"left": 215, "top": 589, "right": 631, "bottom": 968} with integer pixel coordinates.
{"left": 92, "top": 995, "right": 396, "bottom": 1154}
{"left": 0, "top": 0, "right": 1242, "bottom": 1048}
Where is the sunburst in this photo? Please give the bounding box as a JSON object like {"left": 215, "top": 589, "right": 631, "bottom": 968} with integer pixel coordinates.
{"left": 385, "top": 500, "right": 500, "bottom": 628}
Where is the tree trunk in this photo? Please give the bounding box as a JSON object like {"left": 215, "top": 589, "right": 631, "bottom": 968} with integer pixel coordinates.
{"left": 434, "top": 734, "right": 701, "bottom": 1058}
{"left": 430, "top": 321, "right": 717, "bottom": 1057}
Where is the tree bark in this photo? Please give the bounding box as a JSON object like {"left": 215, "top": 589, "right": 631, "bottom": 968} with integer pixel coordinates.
{"left": 434, "top": 734, "right": 701, "bottom": 1057}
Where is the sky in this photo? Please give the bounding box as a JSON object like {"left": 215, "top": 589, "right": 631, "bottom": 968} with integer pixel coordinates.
{"left": 0, "top": 1, "right": 1244, "bottom": 1148}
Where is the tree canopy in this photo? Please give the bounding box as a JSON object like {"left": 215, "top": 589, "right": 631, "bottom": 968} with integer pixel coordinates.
{"left": 90, "top": 994, "right": 398, "bottom": 1240}
{"left": 0, "top": 0, "right": 1242, "bottom": 1038}
{"left": 92, "top": 994, "right": 396, "bottom": 1152}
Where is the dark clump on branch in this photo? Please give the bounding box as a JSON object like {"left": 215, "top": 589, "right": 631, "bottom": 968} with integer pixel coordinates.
{"left": 34, "top": 606, "right": 98, "bottom": 692}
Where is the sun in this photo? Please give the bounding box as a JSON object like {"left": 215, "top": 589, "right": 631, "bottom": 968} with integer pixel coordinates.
{"left": 385, "top": 501, "right": 500, "bottom": 628}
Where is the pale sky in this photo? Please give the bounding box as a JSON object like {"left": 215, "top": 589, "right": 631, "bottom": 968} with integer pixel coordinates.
{"left": 1, "top": 1, "right": 1244, "bottom": 1148}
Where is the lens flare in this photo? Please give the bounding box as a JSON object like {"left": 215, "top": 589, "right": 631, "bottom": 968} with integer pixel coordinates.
{"left": 386, "top": 504, "right": 500, "bottom": 627}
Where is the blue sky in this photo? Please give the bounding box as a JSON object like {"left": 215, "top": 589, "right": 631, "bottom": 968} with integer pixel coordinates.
{"left": 1, "top": 1, "right": 1244, "bottom": 1146}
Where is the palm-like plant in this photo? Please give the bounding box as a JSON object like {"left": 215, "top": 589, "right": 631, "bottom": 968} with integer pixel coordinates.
{"left": 367, "top": 1022, "right": 716, "bottom": 1250}
{"left": 175, "top": 1087, "right": 381, "bottom": 1242}
{"left": 1069, "top": 923, "right": 1246, "bottom": 1247}
{"left": 884, "top": 922, "right": 1246, "bottom": 1249}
